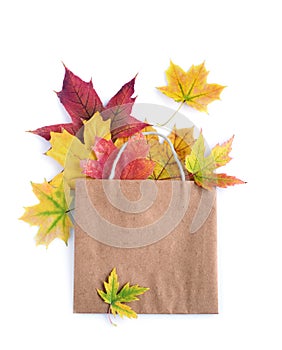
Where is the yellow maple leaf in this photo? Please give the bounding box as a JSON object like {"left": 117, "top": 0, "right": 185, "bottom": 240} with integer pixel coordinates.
{"left": 97, "top": 268, "right": 149, "bottom": 325}
{"left": 143, "top": 125, "right": 191, "bottom": 180}
{"left": 83, "top": 111, "right": 111, "bottom": 150}
{"left": 142, "top": 126, "right": 177, "bottom": 180}
{"left": 46, "top": 112, "right": 111, "bottom": 189}
{"left": 20, "top": 173, "right": 73, "bottom": 247}
{"left": 168, "top": 125, "right": 195, "bottom": 162}
{"left": 157, "top": 61, "right": 225, "bottom": 112}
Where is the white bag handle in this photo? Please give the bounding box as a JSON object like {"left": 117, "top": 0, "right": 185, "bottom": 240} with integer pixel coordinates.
{"left": 109, "top": 131, "right": 186, "bottom": 181}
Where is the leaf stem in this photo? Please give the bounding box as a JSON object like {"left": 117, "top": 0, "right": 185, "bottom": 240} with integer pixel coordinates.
{"left": 107, "top": 305, "right": 117, "bottom": 327}
{"left": 157, "top": 101, "right": 185, "bottom": 127}
{"left": 65, "top": 207, "right": 75, "bottom": 214}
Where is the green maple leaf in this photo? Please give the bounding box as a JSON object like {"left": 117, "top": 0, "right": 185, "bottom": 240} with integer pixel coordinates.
{"left": 97, "top": 268, "right": 149, "bottom": 323}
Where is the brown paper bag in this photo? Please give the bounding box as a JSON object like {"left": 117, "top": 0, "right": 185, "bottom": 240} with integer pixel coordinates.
{"left": 73, "top": 179, "right": 217, "bottom": 314}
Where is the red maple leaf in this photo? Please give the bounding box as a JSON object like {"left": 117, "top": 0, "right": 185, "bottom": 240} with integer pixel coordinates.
{"left": 81, "top": 134, "right": 155, "bottom": 180}
{"left": 31, "top": 66, "right": 148, "bottom": 140}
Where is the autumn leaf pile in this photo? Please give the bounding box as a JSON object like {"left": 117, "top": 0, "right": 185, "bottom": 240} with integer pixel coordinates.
{"left": 20, "top": 61, "right": 244, "bottom": 248}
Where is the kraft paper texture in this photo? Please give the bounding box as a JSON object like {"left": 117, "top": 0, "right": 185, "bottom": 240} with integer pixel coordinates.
{"left": 73, "top": 179, "right": 218, "bottom": 314}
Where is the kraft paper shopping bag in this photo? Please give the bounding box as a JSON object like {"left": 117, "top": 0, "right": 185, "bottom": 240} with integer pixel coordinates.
{"left": 73, "top": 179, "right": 217, "bottom": 314}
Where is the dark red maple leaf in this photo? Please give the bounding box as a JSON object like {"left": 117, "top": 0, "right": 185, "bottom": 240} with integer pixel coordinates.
{"left": 106, "top": 75, "right": 136, "bottom": 108}
{"left": 31, "top": 66, "right": 148, "bottom": 141}
{"left": 56, "top": 65, "right": 103, "bottom": 122}
{"left": 102, "top": 75, "right": 148, "bottom": 140}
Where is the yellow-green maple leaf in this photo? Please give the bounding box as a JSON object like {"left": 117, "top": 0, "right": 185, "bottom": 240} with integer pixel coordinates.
{"left": 97, "top": 268, "right": 149, "bottom": 323}
{"left": 157, "top": 61, "right": 225, "bottom": 112}
{"left": 185, "top": 133, "right": 245, "bottom": 190}
{"left": 46, "top": 112, "right": 111, "bottom": 188}
{"left": 206, "top": 135, "right": 234, "bottom": 168}
{"left": 20, "top": 173, "right": 73, "bottom": 247}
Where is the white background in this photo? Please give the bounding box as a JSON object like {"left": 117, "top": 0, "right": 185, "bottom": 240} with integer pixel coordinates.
{"left": 1, "top": 0, "right": 282, "bottom": 349}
